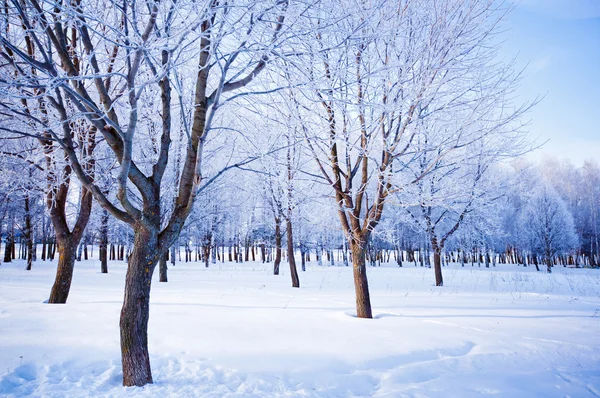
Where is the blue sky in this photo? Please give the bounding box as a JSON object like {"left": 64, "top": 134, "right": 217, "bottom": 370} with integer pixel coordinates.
{"left": 501, "top": 0, "right": 600, "bottom": 164}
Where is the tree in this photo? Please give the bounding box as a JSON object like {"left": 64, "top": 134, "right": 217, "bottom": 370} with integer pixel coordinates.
{"left": 0, "top": 0, "right": 296, "bottom": 386}
{"left": 399, "top": 138, "right": 518, "bottom": 286}
{"left": 288, "top": 0, "right": 530, "bottom": 317}
{"left": 523, "top": 183, "right": 578, "bottom": 273}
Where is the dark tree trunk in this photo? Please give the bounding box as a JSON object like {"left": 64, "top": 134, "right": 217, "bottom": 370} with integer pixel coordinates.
{"left": 159, "top": 250, "right": 168, "bottom": 282}
{"left": 47, "top": 184, "right": 93, "bottom": 303}
{"left": 48, "top": 237, "right": 78, "bottom": 303}
{"left": 203, "top": 235, "right": 211, "bottom": 268}
{"left": 433, "top": 249, "right": 443, "bottom": 287}
{"left": 24, "top": 195, "right": 33, "bottom": 270}
{"left": 3, "top": 217, "right": 13, "bottom": 263}
{"left": 83, "top": 237, "right": 89, "bottom": 260}
{"left": 260, "top": 243, "right": 266, "bottom": 263}
{"left": 286, "top": 218, "right": 299, "bottom": 288}
{"left": 546, "top": 255, "right": 552, "bottom": 273}
{"left": 273, "top": 218, "right": 282, "bottom": 275}
{"left": 120, "top": 227, "right": 159, "bottom": 387}
{"left": 170, "top": 244, "right": 176, "bottom": 266}
{"left": 50, "top": 239, "right": 56, "bottom": 261}
{"left": 350, "top": 241, "right": 372, "bottom": 319}
{"left": 41, "top": 234, "right": 47, "bottom": 261}
{"left": 212, "top": 242, "right": 217, "bottom": 264}
{"left": 533, "top": 255, "right": 540, "bottom": 271}
{"left": 100, "top": 210, "right": 109, "bottom": 273}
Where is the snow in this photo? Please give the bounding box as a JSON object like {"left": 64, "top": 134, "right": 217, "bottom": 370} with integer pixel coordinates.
{"left": 1, "top": 257, "right": 599, "bottom": 397}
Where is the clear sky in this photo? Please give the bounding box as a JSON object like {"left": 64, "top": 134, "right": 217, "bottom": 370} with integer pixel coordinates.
{"left": 501, "top": 0, "right": 600, "bottom": 165}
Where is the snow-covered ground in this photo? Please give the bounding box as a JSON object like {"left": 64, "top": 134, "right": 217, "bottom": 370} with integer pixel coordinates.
{"left": 1, "top": 257, "right": 599, "bottom": 397}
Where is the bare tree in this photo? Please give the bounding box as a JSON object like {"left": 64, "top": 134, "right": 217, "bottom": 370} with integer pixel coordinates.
{"left": 288, "top": 0, "right": 531, "bottom": 317}
{"left": 0, "top": 0, "right": 295, "bottom": 386}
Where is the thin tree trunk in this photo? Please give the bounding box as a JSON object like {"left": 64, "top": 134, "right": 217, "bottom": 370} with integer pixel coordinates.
{"left": 300, "top": 245, "right": 306, "bottom": 271}
{"left": 41, "top": 224, "right": 47, "bottom": 261}
{"left": 3, "top": 216, "right": 13, "bottom": 263}
{"left": 286, "top": 218, "right": 299, "bottom": 288}
{"left": 24, "top": 195, "right": 33, "bottom": 270}
{"left": 159, "top": 250, "right": 168, "bottom": 282}
{"left": 47, "top": 238, "right": 54, "bottom": 261}
{"left": 433, "top": 249, "right": 443, "bottom": 287}
{"left": 273, "top": 218, "right": 282, "bottom": 275}
{"left": 77, "top": 241, "right": 83, "bottom": 261}
{"left": 170, "top": 244, "right": 176, "bottom": 267}
{"left": 100, "top": 210, "right": 109, "bottom": 273}
{"left": 343, "top": 240, "right": 349, "bottom": 267}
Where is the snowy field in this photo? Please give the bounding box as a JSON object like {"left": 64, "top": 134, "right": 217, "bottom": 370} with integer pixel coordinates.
{"left": 1, "top": 258, "right": 600, "bottom": 397}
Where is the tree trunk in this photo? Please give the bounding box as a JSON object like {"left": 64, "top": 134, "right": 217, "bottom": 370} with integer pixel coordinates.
{"left": 273, "top": 218, "right": 282, "bottom": 275}
{"left": 50, "top": 239, "right": 56, "bottom": 260}
{"left": 350, "top": 241, "right": 372, "bottom": 319}
{"left": 41, "top": 234, "right": 47, "bottom": 261}
{"left": 533, "top": 255, "right": 540, "bottom": 271}
{"left": 159, "top": 250, "right": 168, "bottom": 282}
{"left": 120, "top": 227, "right": 159, "bottom": 387}
{"left": 433, "top": 249, "right": 443, "bottom": 287}
{"left": 48, "top": 237, "right": 78, "bottom": 303}
{"left": 203, "top": 237, "right": 211, "bottom": 268}
{"left": 24, "top": 195, "right": 33, "bottom": 270}
{"left": 286, "top": 218, "right": 299, "bottom": 288}
{"left": 26, "top": 234, "right": 33, "bottom": 270}
{"left": 3, "top": 217, "right": 13, "bottom": 263}
{"left": 300, "top": 245, "right": 306, "bottom": 271}
{"left": 170, "top": 244, "right": 176, "bottom": 266}
{"left": 100, "top": 210, "right": 109, "bottom": 273}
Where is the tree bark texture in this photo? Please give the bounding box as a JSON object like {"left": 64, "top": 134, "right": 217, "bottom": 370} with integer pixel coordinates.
{"left": 286, "top": 218, "right": 299, "bottom": 288}
{"left": 350, "top": 241, "right": 372, "bottom": 319}
{"left": 274, "top": 218, "right": 282, "bottom": 275}
{"left": 120, "top": 227, "right": 159, "bottom": 387}
{"left": 100, "top": 210, "right": 109, "bottom": 273}
{"left": 48, "top": 237, "right": 78, "bottom": 303}
{"left": 433, "top": 249, "right": 443, "bottom": 286}
{"left": 159, "top": 250, "right": 168, "bottom": 282}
